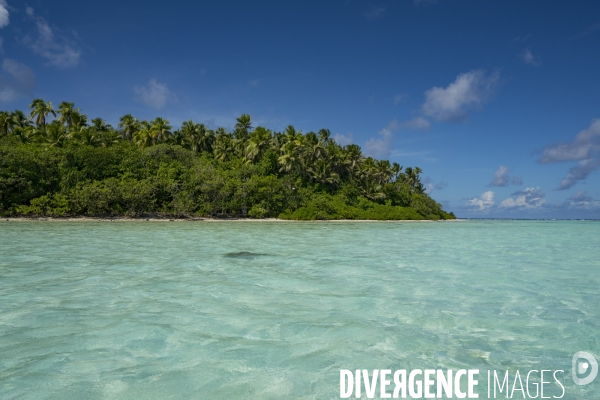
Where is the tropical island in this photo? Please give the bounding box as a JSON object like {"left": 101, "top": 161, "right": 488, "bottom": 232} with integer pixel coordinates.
{"left": 0, "top": 100, "right": 454, "bottom": 220}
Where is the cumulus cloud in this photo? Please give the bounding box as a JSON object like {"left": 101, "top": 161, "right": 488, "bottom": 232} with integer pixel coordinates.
{"left": 401, "top": 116, "right": 431, "bottom": 131}
{"left": 490, "top": 166, "right": 510, "bottom": 186}
{"left": 0, "top": 0, "right": 9, "bottom": 29}
{"left": 364, "top": 6, "right": 385, "bottom": 21}
{"left": 521, "top": 48, "right": 541, "bottom": 66}
{"left": 23, "top": 8, "right": 81, "bottom": 68}
{"left": 557, "top": 158, "right": 600, "bottom": 190}
{"left": 500, "top": 187, "right": 546, "bottom": 209}
{"left": 465, "top": 191, "right": 495, "bottom": 211}
{"left": 539, "top": 119, "right": 600, "bottom": 189}
{"left": 539, "top": 119, "right": 600, "bottom": 163}
{"left": 0, "top": 59, "right": 36, "bottom": 103}
{"left": 332, "top": 133, "right": 354, "bottom": 146}
{"left": 570, "top": 191, "right": 592, "bottom": 202}
{"left": 488, "top": 165, "right": 522, "bottom": 187}
{"left": 365, "top": 119, "right": 398, "bottom": 158}
{"left": 134, "top": 79, "right": 177, "bottom": 110}
{"left": 422, "top": 69, "right": 500, "bottom": 122}
{"left": 423, "top": 176, "right": 447, "bottom": 194}
{"left": 563, "top": 191, "right": 600, "bottom": 210}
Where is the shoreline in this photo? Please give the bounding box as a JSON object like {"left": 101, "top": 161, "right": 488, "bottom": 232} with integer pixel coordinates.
{"left": 1, "top": 216, "right": 466, "bottom": 223}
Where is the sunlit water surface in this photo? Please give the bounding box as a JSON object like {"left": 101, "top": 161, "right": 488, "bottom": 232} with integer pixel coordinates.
{"left": 1, "top": 220, "right": 599, "bottom": 399}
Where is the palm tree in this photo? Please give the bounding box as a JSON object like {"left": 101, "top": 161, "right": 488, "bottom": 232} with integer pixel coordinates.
{"left": 303, "top": 132, "right": 327, "bottom": 165}
{"left": 118, "top": 114, "right": 139, "bottom": 142}
{"left": 133, "top": 121, "right": 153, "bottom": 149}
{"left": 403, "top": 167, "right": 424, "bottom": 193}
{"left": 181, "top": 121, "right": 213, "bottom": 153}
{"left": 245, "top": 126, "right": 272, "bottom": 162}
{"left": 199, "top": 126, "right": 215, "bottom": 153}
{"left": 97, "top": 130, "right": 120, "bottom": 148}
{"left": 40, "top": 121, "right": 68, "bottom": 147}
{"left": 150, "top": 117, "right": 172, "bottom": 143}
{"left": 11, "top": 110, "right": 32, "bottom": 130}
{"left": 170, "top": 129, "right": 186, "bottom": 146}
{"left": 13, "top": 125, "right": 39, "bottom": 144}
{"left": 278, "top": 141, "right": 301, "bottom": 174}
{"left": 282, "top": 125, "right": 302, "bottom": 145}
{"left": 214, "top": 130, "right": 234, "bottom": 161}
{"left": 391, "top": 162, "right": 403, "bottom": 182}
{"left": 71, "top": 127, "right": 100, "bottom": 147}
{"left": 375, "top": 160, "right": 392, "bottom": 185}
{"left": 0, "top": 112, "right": 14, "bottom": 136}
{"left": 343, "top": 144, "right": 363, "bottom": 178}
{"left": 70, "top": 111, "right": 88, "bottom": 130}
{"left": 29, "top": 99, "right": 56, "bottom": 131}
{"left": 308, "top": 159, "right": 340, "bottom": 187}
{"left": 317, "top": 128, "right": 331, "bottom": 144}
{"left": 90, "top": 118, "right": 112, "bottom": 132}
{"left": 361, "top": 178, "right": 386, "bottom": 201}
{"left": 57, "top": 102, "right": 80, "bottom": 129}
{"left": 234, "top": 114, "right": 252, "bottom": 141}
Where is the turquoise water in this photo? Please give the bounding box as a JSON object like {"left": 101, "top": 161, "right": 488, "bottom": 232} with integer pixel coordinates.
{"left": 0, "top": 220, "right": 599, "bottom": 399}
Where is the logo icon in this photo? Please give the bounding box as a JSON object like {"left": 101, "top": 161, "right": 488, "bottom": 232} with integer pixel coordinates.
{"left": 572, "top": 351, "right": 598, "bottom": 385}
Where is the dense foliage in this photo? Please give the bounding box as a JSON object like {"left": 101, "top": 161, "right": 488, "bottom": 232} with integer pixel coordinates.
{"left": 0, "top": 100, "right": 454, "bottom": 220}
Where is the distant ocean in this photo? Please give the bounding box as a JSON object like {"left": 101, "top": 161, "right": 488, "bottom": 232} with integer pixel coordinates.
{"left": 1, "top": 221, "right": 598, "bottom": 399}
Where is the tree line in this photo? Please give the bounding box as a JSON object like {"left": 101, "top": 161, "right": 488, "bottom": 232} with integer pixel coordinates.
{"left": 0, "top": 99, "right": 454, "bottom": 220}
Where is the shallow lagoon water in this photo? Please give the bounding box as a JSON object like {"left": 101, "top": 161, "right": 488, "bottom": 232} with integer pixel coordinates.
{"left": 0, "top": 220, "right": 599, "bottom": 399}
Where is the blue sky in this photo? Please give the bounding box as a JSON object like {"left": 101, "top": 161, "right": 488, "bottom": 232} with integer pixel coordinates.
{"left": 1, "top": 0, "right": 599, "bottom": 218}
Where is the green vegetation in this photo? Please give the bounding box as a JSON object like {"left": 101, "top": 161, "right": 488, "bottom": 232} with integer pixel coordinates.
{"left": 0, "top": 99, "right": 455, "bottom": 220}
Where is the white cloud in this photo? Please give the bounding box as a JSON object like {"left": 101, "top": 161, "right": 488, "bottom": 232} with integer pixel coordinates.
{"left": 401, "top": 116, "right": 431, "bottom": 131}
{"left": 0, "top": 0, "right": 9, "bottom": 29}
{"left": 24, "top": 11, "right": 81, "bottom": 68}
{"left": 539, "top": 119, "right": 600, "bottom": 163}
{"left": 488, "top": 165, "right": 522, "bottom": 187}
{"left": 26, "top": 6, "right": 34, "bottom": 17}
{"left": 364, "top": 120, "right": 398, "bottom": 158}
{"left": 134, "top": 79, "right": 177, "bottom": 110}
{"left": 466, "top": 191, "right": 495, "bottom": 211}
{"left": 569, "top": 190, "right": 592, "bottom": 202}
{"left": 490, "top": 165, "right": 510, "bottom": 186}
{"left": 563, "top": 191, "right": 600, "bottom": 210}
{"left": 248, "top": 79, "right": 259, "bottom": 87}
{"left": 422, "top": 69, "right": 500, "bottom": 122}
{"left": 423, "top": 176, "right": 447, "bottom": 193}
{"left": 500, "top": 187, "right": 546, "bottom": 209}
{"left": 557, "top": 158, "right": 600, "bottom": 190}
{"left": 521, "top": 48, "right": 541, "bottom": 66}
{"left": 0, "top": 59, "right": 36, "bottom": 103}
{"left": 332, "top": 133, "right": 354, "bottom": 146}
{"left": 539, "top": 119, "right": 600, "bottom": 190}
